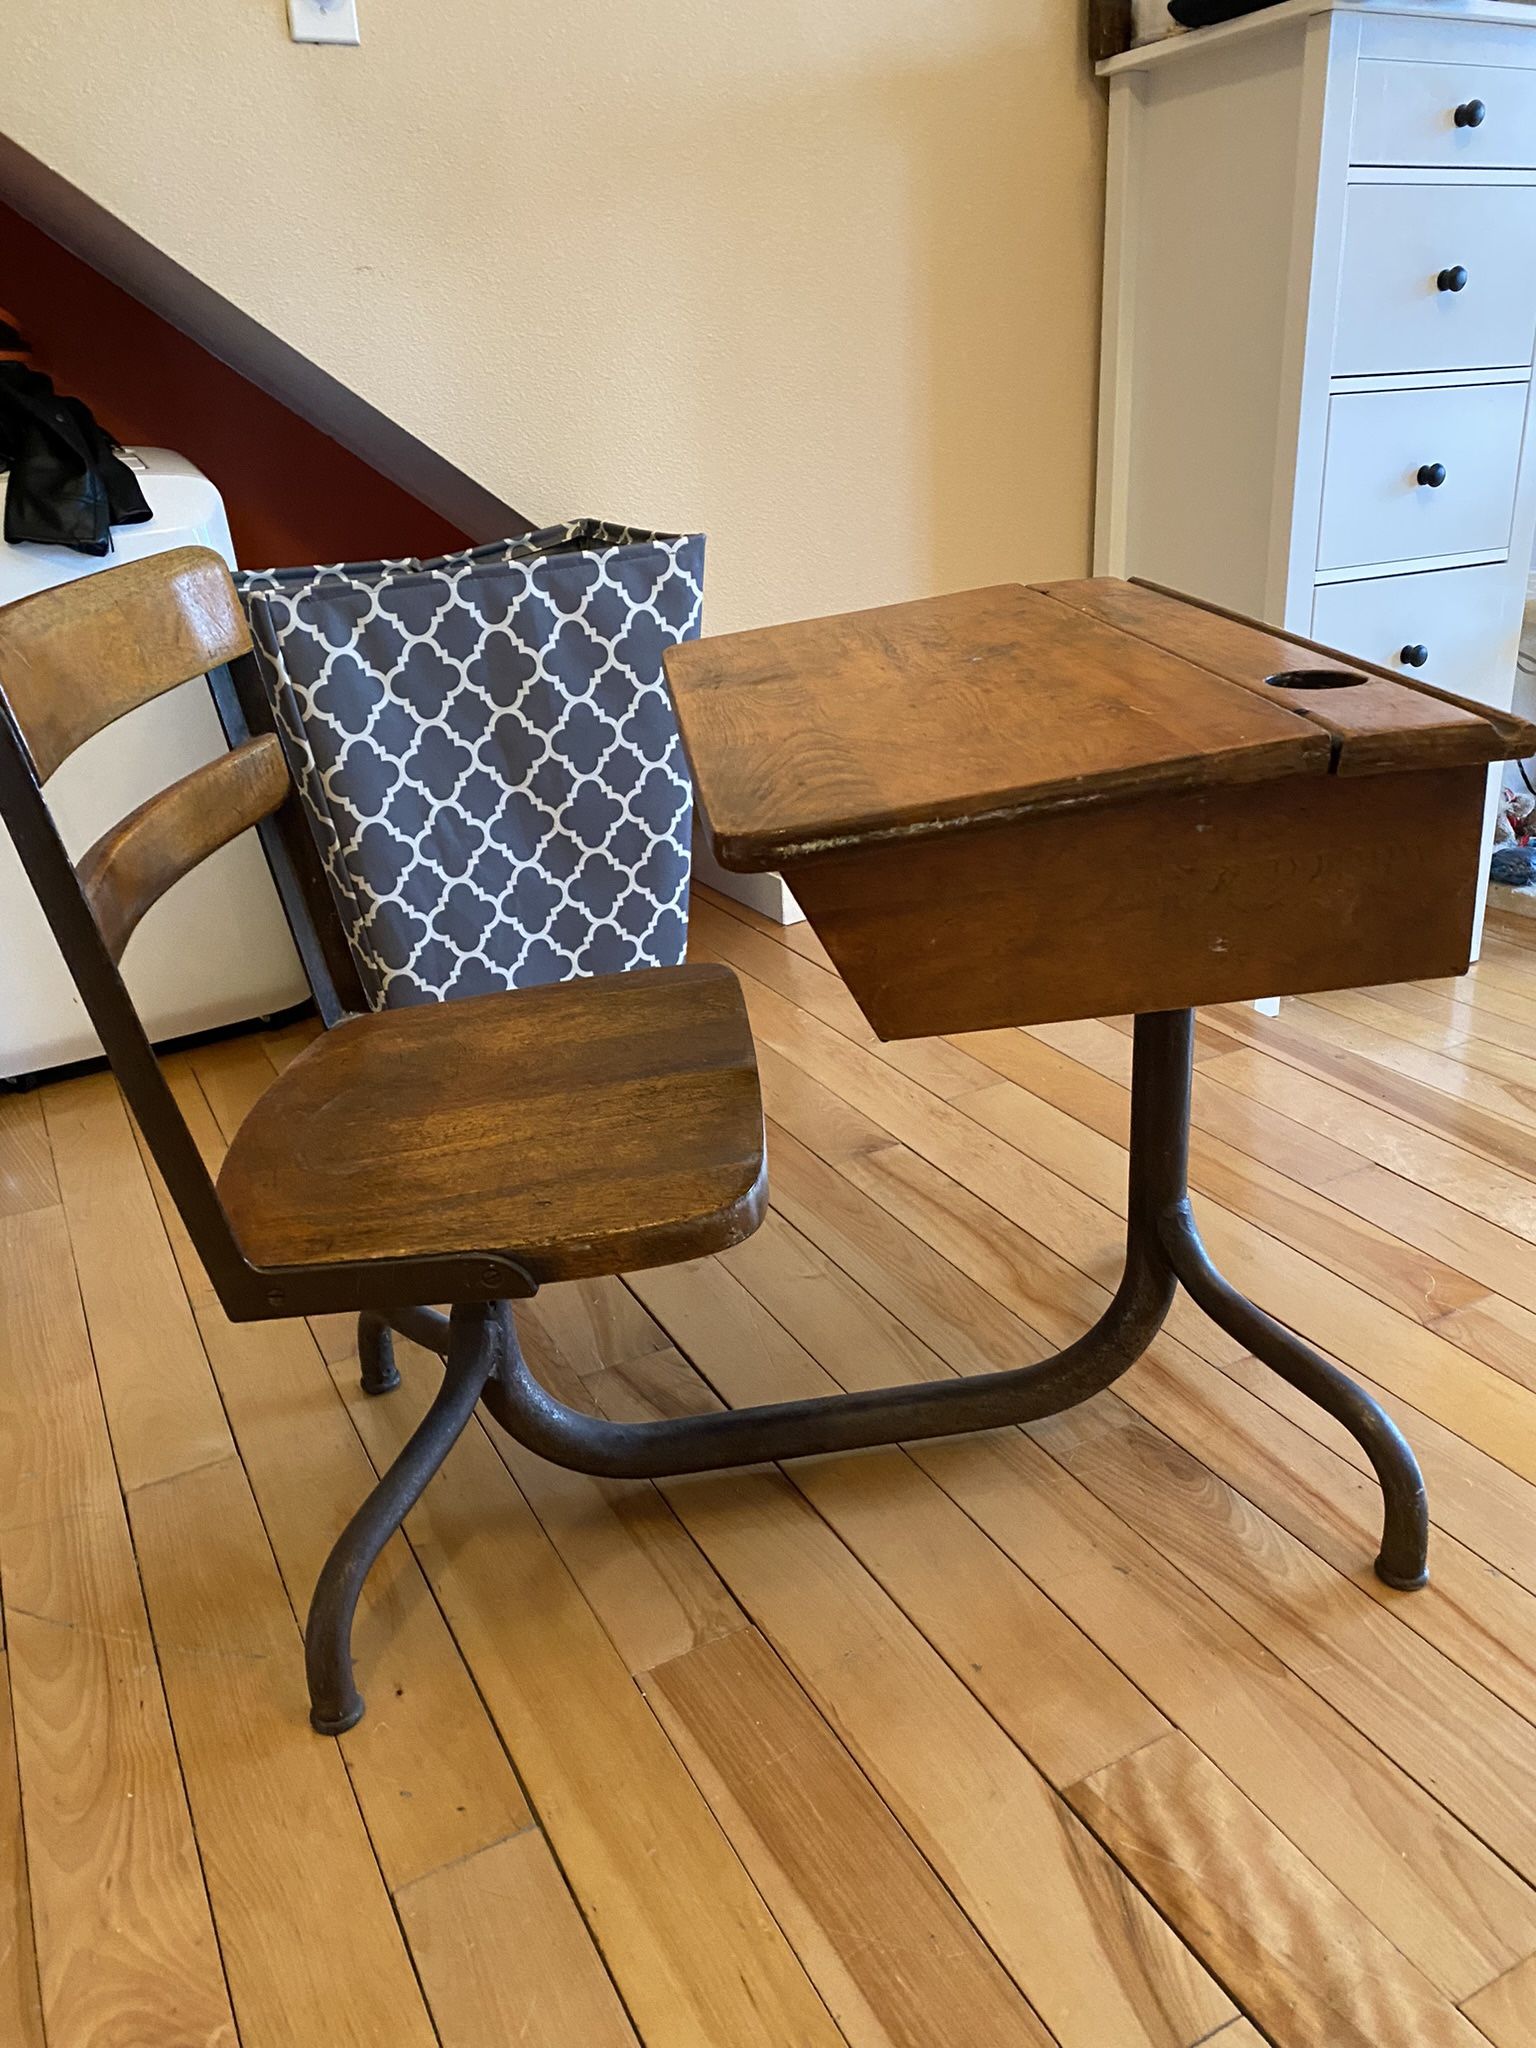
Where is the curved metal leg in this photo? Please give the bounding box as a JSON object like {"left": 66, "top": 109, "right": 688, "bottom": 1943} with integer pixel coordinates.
{"left": 479, "top": 1239, "right": 1174, "bottom": 1475}
{"left": 1158, "top": 1198, "right": 1430, "bottom": 1589}
{"left": 366, "top": 1010, "right": 1428, "bottom": 1594}
{"left": 376, "top": 1304, "right": 452, "bottom": 1358}
{"left": 474, "top": 1012, "right": 1196, "bottom": 1475}
{"left": 357, "top": 1311, "right": 400, "bottom": 1396}
{"left": 305, "top": 1302, "right": 499, "bottom": 1734}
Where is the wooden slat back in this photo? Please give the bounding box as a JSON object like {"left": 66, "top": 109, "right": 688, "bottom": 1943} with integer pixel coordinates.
{"left": 76, "top": 733, "right": 292, "bottom": 962}
{"left": 207, "top": 653, "right": 373, "bottom": 1023}
{"left": 0, "top": 546, "right": 251, "bottom": 781}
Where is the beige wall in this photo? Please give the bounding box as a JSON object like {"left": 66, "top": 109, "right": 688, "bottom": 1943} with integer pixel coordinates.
{"left": 1, "top": 3, "right": 1105, "bottom": 633}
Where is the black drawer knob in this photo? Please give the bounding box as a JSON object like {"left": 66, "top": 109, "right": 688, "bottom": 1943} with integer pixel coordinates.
{"left": 1437, "top": 265, "right": 1469, "bottom": 293}
{"left": 1400, "top": 643, "right": 1430, "bottom": 668}
{"left": 1454, "top": 98, "right": 1487, "bottom": 128}
{"left": 1417, "top": 462, "right": 1447, "bottom": 488}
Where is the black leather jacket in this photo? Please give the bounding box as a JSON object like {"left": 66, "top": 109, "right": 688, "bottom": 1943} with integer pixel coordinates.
{"left": 0, "top": 355, "right": 151, "bottom": 557}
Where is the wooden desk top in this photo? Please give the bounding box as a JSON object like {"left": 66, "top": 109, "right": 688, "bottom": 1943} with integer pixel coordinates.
{"left": 664, "top": 578, "right": 1536, "bottom": 872}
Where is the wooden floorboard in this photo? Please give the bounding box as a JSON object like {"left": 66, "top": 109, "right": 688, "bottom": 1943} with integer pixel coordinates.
{"left": 11, "top": 891, "right": 1536, "bottom": 2043}
{"left": 0, "top": 1642, "right": 43, "bottom": 2048}
{"left": 641, "top": 1626, "right": 1057, "bottom": 2048}
{"left": 592, "top": 1353, "right": 1234, "bottom": 2048}
{"left": 1066, "top": 1732, "right": 1486, "bottom": 2047}
{"left": 1464, "top": 1951, "right": 1536, "bottom": 2046}
{"left": 395, "top": 1827, "right": 641, "bottom": 2048}
{"left": 0, "top": 1198, "right": 238, "bottom": 2048}
{"left": 335, "top": 1343, "right": 849, "bottom": 2048}
{"left": 40, "top": 1076, "right": 439, "bottom": 2048}
{"left": 0, "top": 1093, "right": 57, "bottom": 1221}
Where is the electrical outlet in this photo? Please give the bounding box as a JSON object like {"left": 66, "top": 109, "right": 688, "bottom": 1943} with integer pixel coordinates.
{"left": 287, "top": 0, "right": 360, "bottom": 45}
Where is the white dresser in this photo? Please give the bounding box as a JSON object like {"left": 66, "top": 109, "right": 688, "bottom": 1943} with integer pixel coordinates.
{"left": 1096, "top": 0, "right": 1536, "bottom": 947}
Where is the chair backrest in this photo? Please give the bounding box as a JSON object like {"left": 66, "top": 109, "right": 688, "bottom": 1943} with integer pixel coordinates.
{"left": 0, "top": 546, "right": 291, "bottom": 1301}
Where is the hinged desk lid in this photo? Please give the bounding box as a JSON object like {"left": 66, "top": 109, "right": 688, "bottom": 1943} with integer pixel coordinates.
{"left": 1042, "top": 581, "right": 1515, "bottom": 779}
{"left": 664, "top": 577, "right": 1533, "bottom": 871}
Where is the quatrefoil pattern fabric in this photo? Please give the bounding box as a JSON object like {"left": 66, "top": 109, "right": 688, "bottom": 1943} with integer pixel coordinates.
{"left": 236, "top": 522, "right": 701, "bottom": 1010}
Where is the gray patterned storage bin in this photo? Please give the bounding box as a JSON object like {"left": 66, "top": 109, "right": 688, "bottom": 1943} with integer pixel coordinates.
{"left": 236, "top": 522, "right": 701, "bottom": 1010}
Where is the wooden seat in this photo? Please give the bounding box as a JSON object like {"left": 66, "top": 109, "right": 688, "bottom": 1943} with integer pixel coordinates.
{"left": 0, "top": 545, "right": 781, "bottom": 1733}
{"left": 218, "top": 964, "right": 765, "bottom": 1284}
{"left": 0, "top": 546, "right": 764, "bottom": 1321}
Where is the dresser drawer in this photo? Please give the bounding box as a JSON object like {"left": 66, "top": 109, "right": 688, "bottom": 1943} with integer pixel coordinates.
{"left": 1317, "top": 380, "right": 1526, "bottom": 572}
{"left": 1353, "top": 58, "right": 1536, "bottom": 169}
{"left": 1311, "top": 561, "right": 1521, "bottom": 704}
{"left": 1335, "top": 182, "right": 1536, "bottom": 376}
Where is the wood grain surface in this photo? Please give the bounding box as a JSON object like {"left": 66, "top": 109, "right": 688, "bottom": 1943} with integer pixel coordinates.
{"left": 595, "top": 1353, "right": 1234, "bottom": 2048}
{"left": 642, "top": 1626, "right": 1056, "bottom": 2048}
{"left": 664, "top": 575, "right": 1526, "bottom": 873}
{"left": 217, "top": 962, "right": 767, "bottom": 1281}
{"left": 76, "top": 732, "right": 289, "bottom": 961}
{"left": 0, "top": 1650, "right": 43, "bottom": 2048}
{"left": 1131, "top": 575, "right": 1536, "bottom": 762}
{"left": 1037, "top": 576, "right": 1511, "bottom": 774}
{"left": 1463, "top": 1953, "right": 1536, "bottom": 2047}
{"left": 396, "top": 1828, "right": 640, "bottom": 2048}
{"left": 0, "top": 1207, "right": 237, "bottom": 2048}
{"left": 0, "top": 545, "right": 249, "bottom": 780}
{"left": 1067, "top": 1732, "right": 1487, "bottom": 2046}
{"left": 788, "top": 763, "right": 1486, "bottom": 1037}
{"left": 4, "top": 894, "right": 1536, "bottom": 2046}
{"left": 668, "top": 576, "right": 1502, "bottom": 1033}
{"left": 664, "top": 579, "right": 1331, "bottom": 868}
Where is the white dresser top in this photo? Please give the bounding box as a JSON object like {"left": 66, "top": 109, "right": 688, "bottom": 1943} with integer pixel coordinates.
{"left": 1101, "top": 0, "right": 1536, "bottom": 77}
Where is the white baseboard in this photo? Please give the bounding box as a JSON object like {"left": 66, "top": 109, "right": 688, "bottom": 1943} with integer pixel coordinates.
{"left": 690, "top": 836, "right": 804, "bottom": 925}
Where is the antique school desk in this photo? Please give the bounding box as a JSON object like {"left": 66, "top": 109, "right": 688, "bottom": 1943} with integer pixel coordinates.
{"left": 664, "top": 576, "right": 1536, "bottom": 1592}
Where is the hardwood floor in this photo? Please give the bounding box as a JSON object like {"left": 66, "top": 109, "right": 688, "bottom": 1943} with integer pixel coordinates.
{"left": 6, "top": 888, "right": 1536, "bottom": 2044}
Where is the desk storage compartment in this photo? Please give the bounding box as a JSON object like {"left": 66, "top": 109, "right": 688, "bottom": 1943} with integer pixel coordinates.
{"left": 1353, "top": 57, "right": 1536, "bottom": 169}
{"left": 1316, "top": 379, "right": 1525, "bottom": 572}
{"left": 1334, "top": 182, "right": 1536, "bottom": 376}
{"left": 1312, "top": 559, "right": 1521, "bottom": 699}
{"left": 788, "top": 768, "right": 1487, "bottom": 1037}
{"left": 666, "top": 578, "right": 1536, "bottom": 1038}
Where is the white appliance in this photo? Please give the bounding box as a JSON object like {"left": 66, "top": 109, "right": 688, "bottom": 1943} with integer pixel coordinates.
{"left": 0, "top": 447, "right": 307, "bottom": 1078}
